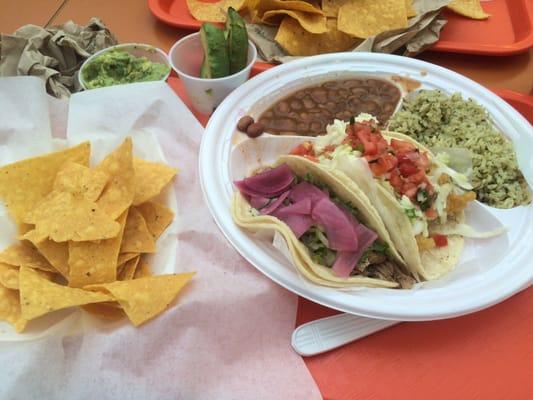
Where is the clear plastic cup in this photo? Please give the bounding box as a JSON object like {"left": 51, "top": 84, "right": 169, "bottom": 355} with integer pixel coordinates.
{"left": 168, "top": 32, "right": 257, "bottom": 115}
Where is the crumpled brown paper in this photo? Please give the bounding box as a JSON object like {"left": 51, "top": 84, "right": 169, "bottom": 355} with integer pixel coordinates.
{"left": 247, "top": 0, "right": 450, "bottom": 63}
{"left": 0, "top": 18, "right": 116, "bottom": 98}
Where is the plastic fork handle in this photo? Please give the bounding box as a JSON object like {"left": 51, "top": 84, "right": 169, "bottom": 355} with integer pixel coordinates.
{"left": 292, "top": 313, "right": 401, "bottom": 356}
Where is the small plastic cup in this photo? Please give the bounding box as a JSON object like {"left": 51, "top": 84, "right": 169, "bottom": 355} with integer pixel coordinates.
{"left": 168, "top": 32, "right": 257, "bottom": 115}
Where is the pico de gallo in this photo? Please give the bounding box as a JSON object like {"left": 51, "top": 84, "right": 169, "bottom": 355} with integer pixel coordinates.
{"left": 290, "top": 114, "right": 477, "bottom": 250}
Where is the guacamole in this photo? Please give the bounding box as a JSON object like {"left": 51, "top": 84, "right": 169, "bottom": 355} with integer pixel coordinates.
{"left": 81, "top": 49, "right": 170, "bottom": 89}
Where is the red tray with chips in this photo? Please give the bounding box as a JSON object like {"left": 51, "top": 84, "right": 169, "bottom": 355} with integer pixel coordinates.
{"left": 148, "top": 0, "right": 533, "bottom": 55}
{"left": 435, "top": 0, "right": 533, "bottom": 55}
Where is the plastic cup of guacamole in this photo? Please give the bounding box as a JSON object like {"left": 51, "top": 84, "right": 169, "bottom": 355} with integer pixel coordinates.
{"left": 79, "top": 43, "right": 171, "bottom": 90}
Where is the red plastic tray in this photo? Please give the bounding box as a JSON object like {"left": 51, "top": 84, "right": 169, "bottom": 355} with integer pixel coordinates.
{"left": 434, "top": 0, "right": 533, "bottom": 55}
{"left": 491, "top": 88, "right": 533, "bottom": 123}
{"left": 148, "top": 0, "right": 533, "bottom": 55}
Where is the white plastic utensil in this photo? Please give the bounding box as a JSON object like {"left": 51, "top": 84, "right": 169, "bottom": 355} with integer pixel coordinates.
{"left": 292, "top": 314, "right": 400, "bottom": 356}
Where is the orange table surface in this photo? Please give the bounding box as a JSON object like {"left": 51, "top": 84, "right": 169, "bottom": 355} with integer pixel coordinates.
{"left": 0, "top": 0, "right": 65, "bottom": 33}
{"left": 5, "top": 1, "right": 533, "bottom": 398}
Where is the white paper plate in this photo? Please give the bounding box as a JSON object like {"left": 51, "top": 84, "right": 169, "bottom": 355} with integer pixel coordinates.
{"left": 199, "top": 53, "right": 533, "bottom": 321}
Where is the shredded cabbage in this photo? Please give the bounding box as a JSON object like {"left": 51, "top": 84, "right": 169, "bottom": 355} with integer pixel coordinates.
{"left": 432, "top": 147, "right": 473, "bottom": 175}
{"left": 315, "top": 119, "right": 348, "bottom": 153}
{"left": 354, "top": 113, "right": 378, "bottom": 124}
{"left": 318, "top": 144, "right": 360, "bottom": 164}
{"left": 434, "top": 183, "right": 453, "bottom": 223}
{"left": 399, "top": 195, "right": 428, "bottom": 236}
{"left": 433, "top": 152, "right": 473, "bottom": 190}
{"left": 315, "top": 113, "right": 379, "bottom": 153}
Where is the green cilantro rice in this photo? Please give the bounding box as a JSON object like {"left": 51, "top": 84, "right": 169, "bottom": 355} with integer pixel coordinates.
{"left": 388, "top": 91, "right": 531, "bottom": 208}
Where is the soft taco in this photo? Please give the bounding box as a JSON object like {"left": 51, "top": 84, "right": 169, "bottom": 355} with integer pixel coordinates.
{"left": 289, "top": 114, "right": 497, "bottom": 281}
{"left": 231, "top": 157, "right": 417, "bottom": 289}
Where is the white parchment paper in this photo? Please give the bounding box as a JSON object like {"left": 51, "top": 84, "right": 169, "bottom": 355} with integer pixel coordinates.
{"left": 0, "top": 77, "right": 321, "bottom": 400}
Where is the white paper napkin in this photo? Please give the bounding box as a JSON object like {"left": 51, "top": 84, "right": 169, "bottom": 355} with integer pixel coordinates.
{"left": 0, "top": 77, "right": 320, "bottom": 400}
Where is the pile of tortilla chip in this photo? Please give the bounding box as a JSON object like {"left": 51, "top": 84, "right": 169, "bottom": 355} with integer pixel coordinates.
{"left": 0, "top": 138, "right": 195, "bottom": 333}
{"left": 186, "top": 0, "right": 489, "bottom": 56}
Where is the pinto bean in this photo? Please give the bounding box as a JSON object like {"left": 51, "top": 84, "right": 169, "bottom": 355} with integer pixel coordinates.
{"left": 237, "top": 116, "right": 254, "bottom": 132}
{"left": 246, "top": 122, "right": 265, "bottom": 138}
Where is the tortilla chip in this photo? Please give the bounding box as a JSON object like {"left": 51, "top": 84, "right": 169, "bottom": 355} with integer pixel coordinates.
{"left": 321, "top": 0, "right": 350, "bottom": 17}
{"left": 135, "top": 202, "right": 174, "bottom": 240}
{"left": 53, "top": 162, "right": 109, "bottom": 202}
{"left": 249, "top": 0, "right": 274, "bottom": 23}
{"left": 0, "top": 263, "right": 19, "bottom": 290}
{"left": 257, "top": 0, "right": 324, "bottom": 15}
{"left": 117, "top": 252, "right": 139, "bottom": 265}
{"left": 447, "top": 0, "right": 489, "bottom": 20}
{"left": 186, "top": 0, "right": 246, "bottom": 22}
{"left": 133, "top": 158, "right": 178, "bottom": 206}
{"left": 117, "top": 255, "right": 140, "bottom": 281}
{"left": 262, "top": 10, "right": 327, "bottom": 34}
{"left": 95, "top": 138, "right": 135, "bottom": 219}
{"left": 19, "top": 266, "right": 113, "bottom": 321}
{"left": 68, "top": 211, "right": 128, "bottom": 287}
{"left": 81, "top": 302, "right": 125, "bottom": 320}
{"left": 134, "top": 260, "right": 152, "bottom": 279}
{"left": 0, "top": 142, "right": 90, "bottom": 225}
{"left": 0, "top": 285, "right": 27, "bottom": 332}
{"left": 85, "top": 272, "right": 195, "bottom": 326}
{"left": 120, "top": 207, "right": 156, "bottom": 253}
{"left": 338, "top": 0, "right": 408, "bottom": 38}
{"left": 275, "top": 17, "right": 361, "bottom": 56}
{"left": 24, "top": 235, "right": 69, "bottom": 279}
{"left": 0, "top": 242, "right": 56, "bottom": 272}
{"left": 23, "top": 191, "right": 121, "bottom": 242}
{"left": 0, "top": 263, "right": 52, "bottom": 290}
{"left": 405, "top": 0, "right": 416, "bottom": 18}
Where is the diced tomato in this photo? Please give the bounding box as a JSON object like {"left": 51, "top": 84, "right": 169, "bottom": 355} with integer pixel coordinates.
{"left": 290, "top": 142, "right": 314, "bottom": 157}
{"left": 376, "top": 140, "right": 388, "bottom": 154}
{"left": 355, "top": 123, "right": 372, "bottom": 135}
{"left": 333, "top": 124, "right": 435, "bottom": 208}
{"left": 382, "top": 153, "right": 398, "bottom": 170}
{"left": 369, "top": 161, "right": 386, "bottom": 176}
{"left": 403, "top": 182, "right": 418, "bottom": 199}
{"left": 406, "top": 169, "right": 426, "bottom": 185}
{"left": 369, "top": 163, "right": 382, "bottom": 176}
{"left": 368, "top": 154, "right": 397, "bottom": 176}
{"left": 364, "top": 153, "right": 380, "bottom": 162}
{"left": 323, "top": 145, "right": 336, "bottom": 154}
{"left": 389, "top": 169, "right": 403, "bottom": 191}
{"left": 425, "top": 208, "right": 438, "bottom": 219}
{"left": 396, "top": 152, "right": 408, "bottom": 163}
{"left": 416, "top": 152, "right": 430, "bottom": 170}
{"left": 398, "top": 160, "right": 418, "bottom": 177}
{"left": 356, "top": 132, "right": 377, "bottom": 156}
{"left": 346, "top": 124, "right": 355, "bottom": 136}
{"left": 363, "top": 141, "right": 378, "bottom": 155}
{"left": 390, "top": 138, "right": 416, "bottom": 154}
{"left": 433, "top": 234, "right": 448, "bottom": 247}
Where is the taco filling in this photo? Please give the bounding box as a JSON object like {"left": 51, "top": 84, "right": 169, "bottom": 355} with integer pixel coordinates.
{"left": 234, "top": 163, "right": 416, "bottom": 288}
{"left": 290, "top": 115, "right": 478, "bottom": 248}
